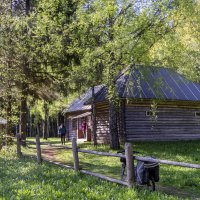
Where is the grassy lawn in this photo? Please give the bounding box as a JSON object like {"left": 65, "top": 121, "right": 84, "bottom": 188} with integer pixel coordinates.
{"left": 21, "top": 138, "right": 200, "bottom": 198}
{"left": 0, "top": 147, "right": 180, "bottom": 200}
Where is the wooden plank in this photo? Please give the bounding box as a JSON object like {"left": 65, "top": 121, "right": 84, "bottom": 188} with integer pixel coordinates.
{"left": 96, "top": 134, "right": 110, "bottom": 137}
{"left": 126, "top": 119, "right": 198, "bottom": 123}
{"left": 126, "top": 129, "right": 200, "bottom": 133}
{"left": 125, "top": 143, "right": 134, "bottom": 187}
{"left": 126, "top": 100, "right": 200, "bottom": 108}
{"left": 96, "top": 105, "right": 109, "bottom": 143}
{"left": 16, "top": 133, "right": 22, "bottom": 157}
{"left": 72, "top": 137, "right": 79, "bottom": 171}
{"left": 135, "top": 156, "right": 200, "bottom": 169}
{"left": 127, "top": 137, "right": 200, "bottom": 141}
{"left": 80, "top": 170, "right": 128, "bottom": 186}
{"left": 36, "top": 135, "right": 42, "bottom": 164}
{"left": 78, "top": 149, "right": 126, "bottom": 158}
{"left": 126, "top": 132, "right": 200, "bottom": 136}
{"left": 126, "top": 130, "right": 200, "bottom": 135}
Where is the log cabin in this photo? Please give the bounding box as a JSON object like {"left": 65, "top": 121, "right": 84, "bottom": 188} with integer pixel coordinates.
{"left": 63, "top": 85, "right": 103, "bottom": 141}
{"left": 64, "top": 66, "right": 200, "bottom": 144}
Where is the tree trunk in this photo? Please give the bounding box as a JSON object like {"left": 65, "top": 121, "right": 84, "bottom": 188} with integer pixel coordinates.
{"left": 109, "top": 99, "right": 120, "bottom": 150}
{"left": 54, "top": 119, "right": 57, "bottom": 137}
{"left": 48, "top": 117, "right": 52, "bottom": 137}
{"left": 50, "top": 117, "right": 55, "bottom": 137}
{"left": 57, "top": 113, "right": 60, "bottom": 134}
{"left": 92, "top": 86, "right": 97, "bottom": 145}
{"left": 27, "top": 107, "right": 31, "bottom": 137}
{"left": 118, "top": 100, "right": 126, "bottom": 144}
{"left": 19, "top": 88, "right": 27, "bottom": 145}
{"left": 36, "top": 123, "right": 40, "bottom": 137}
{"left": 29, "top": 114, "right": 32, "bottom": 137}
{"left": 51, "top": 119, "right": 55, "bottom": 137}
{"left": 43, "top": 102, "right": 49, "bottom": 140}
{"left": 6, "top": 95, "right": 12, "bottom": 136}
{"left": 64, "top": 114, "right": 69, "bottom": 141}
{"left": 107, "top": 59, "right": 120, "bottom": 149}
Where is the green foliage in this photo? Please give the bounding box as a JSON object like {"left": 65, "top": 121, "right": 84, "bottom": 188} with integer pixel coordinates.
{"left": 147, "top": 0, "right": 200, "bottom": 81}
{"left": 68, "top": 0, "right": 191, "bottom": 100}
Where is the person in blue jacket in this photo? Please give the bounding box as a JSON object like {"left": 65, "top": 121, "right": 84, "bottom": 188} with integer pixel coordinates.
{"left": 58, "top": 123, "right": 67, "bottom": 145}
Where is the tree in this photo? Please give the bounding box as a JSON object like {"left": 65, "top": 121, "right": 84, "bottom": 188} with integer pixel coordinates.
{"left": 69, "top": 0, "right": 184, "bottom": 149}
{"left": 0, "top": 1, "right": 22, "bottom": 135}
{"left": 147, "top": 0, "right": 200, "bottom": 81}
{"left": 0, "top": 0, "right": 59, "bottom": 140}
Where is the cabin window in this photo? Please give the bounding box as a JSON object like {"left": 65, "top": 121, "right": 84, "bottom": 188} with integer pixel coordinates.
{"left": 146, "top": 111, "right": 154, "bottom": 116}
{"left": 146, "top": 111, "right": 158, "bottom": 120}
{"left": 195, "top": 112, "right": 200, "bottom": 117}
{"left": 72, "top": 119, "right": 77, "bottom": 130}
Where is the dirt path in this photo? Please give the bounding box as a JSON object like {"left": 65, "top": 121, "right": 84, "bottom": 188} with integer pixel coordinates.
{"left": 42, "top": 147, "right": 57, "bottom": 160}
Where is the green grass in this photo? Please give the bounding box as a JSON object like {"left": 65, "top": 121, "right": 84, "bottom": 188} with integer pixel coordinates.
{"left": 21, "top": 138, "right": 200, "bottom": 198}
{"left": 134, "top": 141, "right": 200, "bottom": 195}
{"left": 0, "top": 147, "right": 180, "bottom": 200}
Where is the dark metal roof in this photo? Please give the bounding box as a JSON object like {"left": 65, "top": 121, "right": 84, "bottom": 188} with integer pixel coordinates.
{"left": 63, "top": 85, "right": 104, "bottom": 113}
{"left": 71, "top": 112, "right": 91, "bottom": 119}
{"left": 94, "top": 66, "right": 200, "bottom": 102}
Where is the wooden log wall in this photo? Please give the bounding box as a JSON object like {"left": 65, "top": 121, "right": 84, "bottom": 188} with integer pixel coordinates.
{"left": 66, "top": 117, "right": 76, "bottom": 140}
{"left": 96, "top": 103, "right": 110, "bottom": 144}
{"left": 65, "top": 111, "right": 88, "bottom": 141}
{"left": 125, "top": 102, "right": 200, "bottom": 141}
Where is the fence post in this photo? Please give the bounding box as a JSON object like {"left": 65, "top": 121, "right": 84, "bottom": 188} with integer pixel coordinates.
{"left": 72, "top": 137, "right": 79, "bottom": 171}
{"left": 36, "top": 134, "right": 42, "bottom": 164}
{"left": 16, "top": 133, "right": 22, "bottom": 157}
{"left": 125, "top": 142, "right": 134, "bottom": 187}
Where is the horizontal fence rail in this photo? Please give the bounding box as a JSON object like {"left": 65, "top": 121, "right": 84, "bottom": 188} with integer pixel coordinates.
{"left": 135, "top": 156, "right": 200, "bottom": 169}
{"left": 80, "top": 170, "right": 128, "bottom": 186}
{"left": 77, "top": 149, "right": 200, "bottom": 169}
{"left": 78, "top": 149, "right": 126, "bottom": 158}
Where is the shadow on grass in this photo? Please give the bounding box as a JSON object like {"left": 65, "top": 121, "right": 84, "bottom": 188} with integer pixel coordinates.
{"left": 0, "top": 156, "right": 85, "bottom": 199}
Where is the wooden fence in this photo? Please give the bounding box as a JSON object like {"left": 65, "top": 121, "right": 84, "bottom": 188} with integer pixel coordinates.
{"left": 2, "top": 135, "right": 200, "bottom": 189}
{"left": 71, "top": 137, "right": 200, "bottom": 188}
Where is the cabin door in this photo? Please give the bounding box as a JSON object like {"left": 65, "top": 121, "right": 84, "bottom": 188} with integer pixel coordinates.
{"left": 77, "top": 116, "right": 92, "bottom": 141}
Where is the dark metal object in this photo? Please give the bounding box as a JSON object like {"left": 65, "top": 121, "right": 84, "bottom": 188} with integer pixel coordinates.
{"left": 118, "top": 151, "right": 159, "bottom": 191}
